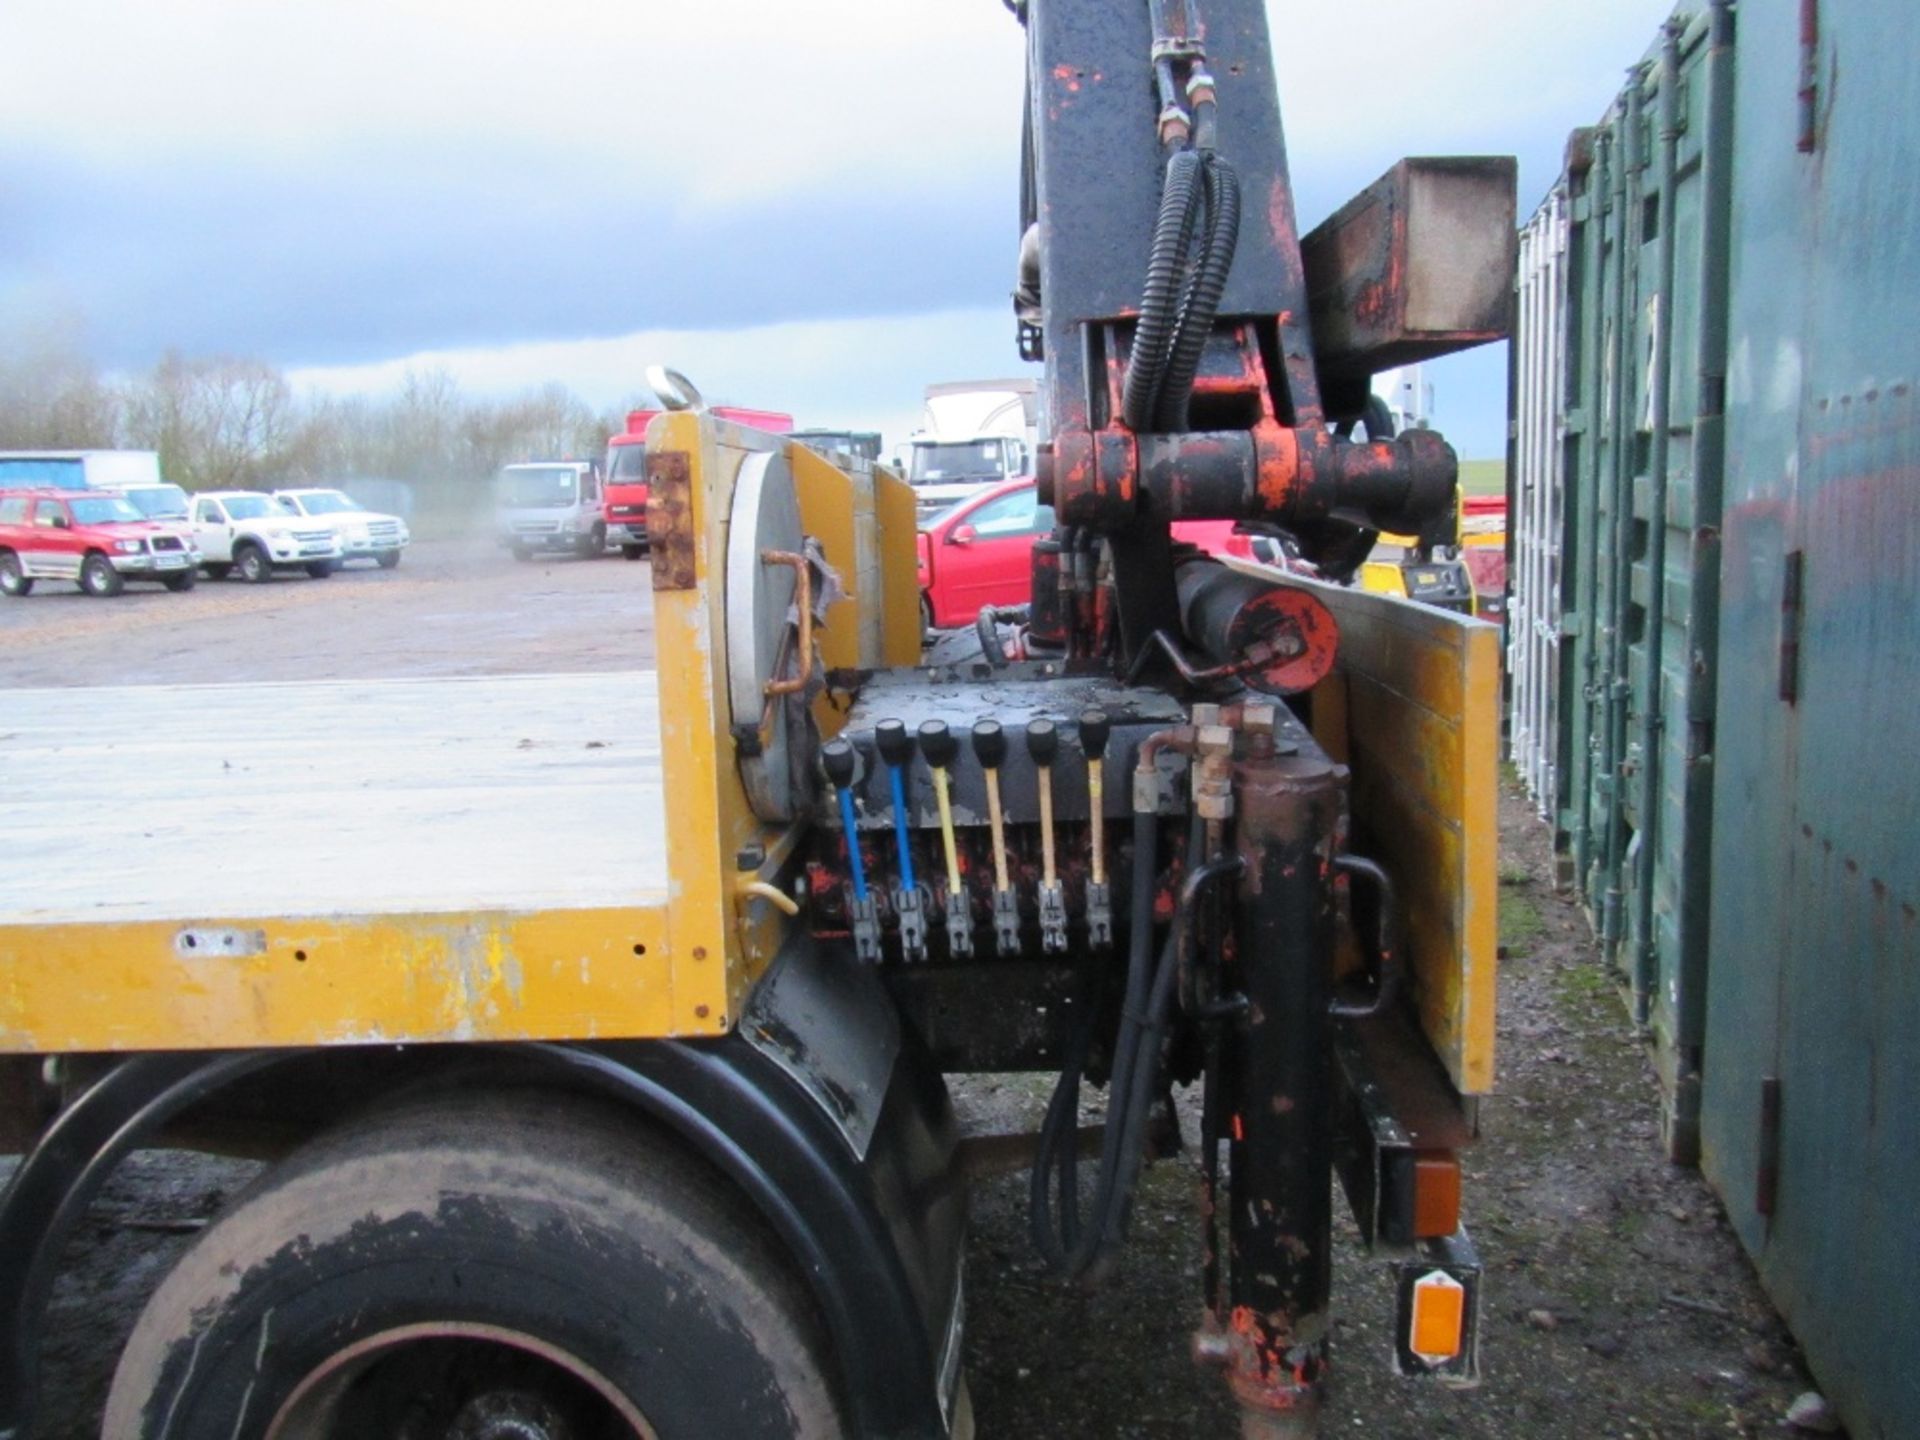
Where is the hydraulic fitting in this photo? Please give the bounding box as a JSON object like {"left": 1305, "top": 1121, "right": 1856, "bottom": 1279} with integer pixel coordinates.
{"left": 973, "top": 719, "right": 1022, "bottom": 956}
{"left": 919, "top": 719, "right": 972, "bottom": 958}
{"left": 823, "top": 739, "right": 881, "bottom": 962}
{"left": 1028, "top": 718, "right": 1068, "bottom": 954}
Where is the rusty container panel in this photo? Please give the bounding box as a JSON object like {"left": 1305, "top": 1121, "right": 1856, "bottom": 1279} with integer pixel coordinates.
{"left": 1301, "top": 156, "right": 1518, "bottom": 377}
{"left": 1699, "top": 1, "right": 1920, "bottom": 1436}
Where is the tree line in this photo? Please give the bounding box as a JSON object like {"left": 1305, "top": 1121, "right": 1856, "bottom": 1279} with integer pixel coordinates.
{"left": 0, "top": 328, "right": 630, "bottom": 516}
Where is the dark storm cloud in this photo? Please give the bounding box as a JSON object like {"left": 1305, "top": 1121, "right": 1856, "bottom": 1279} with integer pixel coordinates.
{"left": 1, "top": 139, "right": 1017, "bottom": 370}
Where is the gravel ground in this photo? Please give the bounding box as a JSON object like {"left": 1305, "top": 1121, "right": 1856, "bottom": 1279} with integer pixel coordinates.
{"left": 0, "top": 553, "right": 1825, "bottom": 1437}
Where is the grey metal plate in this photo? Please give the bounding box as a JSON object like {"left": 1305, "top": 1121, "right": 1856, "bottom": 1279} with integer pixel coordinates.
{"left": 727, "top": 449, "right": 804, "bottom": 822}
{"left": 0, "top": 673, "right": 667, "bottom": 923}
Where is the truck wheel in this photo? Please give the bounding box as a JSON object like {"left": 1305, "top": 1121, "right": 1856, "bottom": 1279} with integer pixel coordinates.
{"left": 622, "top": 543, "right": 646, "bottom": 561}
{"left": 80, "top": 552, "right": 125, "bottom": 597}
{"left": 306, "top": 560, "right": 337, "bottom": 578}
{"left": 578, "top": 524, "right": 606, "bottom": 559}
{"left": 235, "top": 543, "right": 271, "bottom": 583}
{"left": 162, "top": 570, "right": 197, "bottom": 592}
{"left": 376, "top": 550, "right": 402, "bottom": 569}
{"left": 105, "top": 1091, "right": 845, "bottom": 1440}
{"left": 511, "top": 544, "right": 533, "bottom": 562}
{"left": 0, "top": 550, "right": 31, "bottom": 596}
{"left": 203, "top": 562, "right": 232, "bottom": 580}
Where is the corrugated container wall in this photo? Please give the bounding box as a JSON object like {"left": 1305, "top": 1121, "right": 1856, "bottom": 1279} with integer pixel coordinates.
{"left": 1509, "top": 9, "right": 1729, "bottom": 1164}
{"left": 1511, "top": 3, "right": 1920, "bottom": 1435}
{"left": 1700, "top": 2, "right": 1919, "bottom": 1436}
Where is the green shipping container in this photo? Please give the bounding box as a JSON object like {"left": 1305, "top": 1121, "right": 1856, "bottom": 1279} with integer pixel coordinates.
{"left": 1511, "top": 4, "right": 1920, "bottom": 1435}
{"left": 1511, "top": 7, "right": 1729, "bottom": 1164}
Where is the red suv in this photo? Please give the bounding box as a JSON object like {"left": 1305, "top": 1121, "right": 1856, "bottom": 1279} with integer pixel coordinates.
{"left": 915, "top": 477, "right": 1278, "bottom": 628}
{"left": 0, "top": 489, "right": 200, "bottom": 597}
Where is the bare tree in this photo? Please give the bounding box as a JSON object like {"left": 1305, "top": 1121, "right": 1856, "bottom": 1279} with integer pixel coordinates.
{"left": 124, "top": 352, "right": 297, "bottom": 490}
{"left": 0, "top": 319, "right": 122, "bottom": 449}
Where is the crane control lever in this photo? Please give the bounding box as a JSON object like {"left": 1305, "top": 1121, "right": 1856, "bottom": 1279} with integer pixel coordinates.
{"left": 918, "top": 719, "right": 972, "bottom": 958}
{"left": 875, "top": 720, "right": 928, "bottom": 962}
{"left": 972, "top": 720, "right": 1022, "bottom": 956}
{"left": 822, "top": 739, "right": 881, "bottom": 962}
{"left": 1027, "top": 718, "right": 1068, "bottom": 953}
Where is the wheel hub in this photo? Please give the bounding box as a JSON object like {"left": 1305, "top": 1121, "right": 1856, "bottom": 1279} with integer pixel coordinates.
{"left": 447, "top": 1389, "right": 572, "bottom": 1440}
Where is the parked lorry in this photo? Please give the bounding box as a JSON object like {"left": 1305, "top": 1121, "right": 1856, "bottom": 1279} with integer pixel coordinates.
{"left": 900, "top": 379, "right": 1039, "bottom": 516}
{"left": 495, "top": 459, "right": 606, "bottom": 560}
{"left": 605, "top": 404, "right": 793, "bottom": 558}
{"left": 0, "top": 4, "right": 1514, "bottom": 1435}
{"left": 187, "top": 489, "right": 344, "bottom": 580}
{"left": 0, "top": 448, "right": 163, "bottom": 492}
{"left": 0, "top": 488, "right": 200, "bottom": 596}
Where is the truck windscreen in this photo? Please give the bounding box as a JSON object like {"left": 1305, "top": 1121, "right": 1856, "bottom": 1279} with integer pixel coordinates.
{"left": 910, "top": 441, "right": 1008, "bottom": 484}
{"left": 500, "top": 468, "right": 578, "bottom": 507}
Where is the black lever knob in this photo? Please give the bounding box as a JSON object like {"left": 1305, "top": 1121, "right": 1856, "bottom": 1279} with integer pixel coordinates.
{"left": 971, "top": 718, "right": 1006, "bottom": 769}
{"left": 1025, "top": 717, "right": 1057, "bottom": 766}
{"left": 1079, "top": 708, "right": 1111, "bottom": 760}
{"left": 875, "top": 718, "right": 913, "bottom": 768}
{"left": 822, "top": 738, "right": 857, "bottom": 789}
{"left": 918, "top": 719, "right": 957, "bottom": 769}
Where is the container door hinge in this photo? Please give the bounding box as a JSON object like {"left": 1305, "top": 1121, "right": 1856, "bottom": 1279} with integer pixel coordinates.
{"left": 1777, "top": 550, "right": 1804, "bottom": 703}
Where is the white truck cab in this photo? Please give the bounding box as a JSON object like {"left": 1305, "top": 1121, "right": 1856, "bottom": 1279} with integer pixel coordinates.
{"left": 190, "top": 491, "right": 343, "bottom": 582}
{"left": 496, "top": 461, "right": 606, "bottom": 560}
{"left": 272, "top": 488, "right": 411, "bottom": 569}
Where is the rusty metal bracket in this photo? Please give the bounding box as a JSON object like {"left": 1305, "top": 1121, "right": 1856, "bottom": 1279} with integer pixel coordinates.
{"left": 644, "top": 450, "right": 695, "bottom": 590}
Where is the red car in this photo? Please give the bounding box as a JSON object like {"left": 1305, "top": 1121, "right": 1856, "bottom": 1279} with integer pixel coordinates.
{"left": 0, "top": 488, "right": 200, "bottom": 597}
{"left": 915, "top": 477, "right": 1278, "bottom": 629}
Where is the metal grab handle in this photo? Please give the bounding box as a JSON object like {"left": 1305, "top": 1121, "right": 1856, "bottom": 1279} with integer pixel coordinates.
{"left": 1329, "top": 853, "right": 1401, "bottom": 1019}
{"left": 759, "top": 549, "right": 814, "bottom": 697}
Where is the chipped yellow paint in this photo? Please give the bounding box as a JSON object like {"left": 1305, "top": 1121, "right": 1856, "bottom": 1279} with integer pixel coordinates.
{"left": 0, "top": 905, "right": 673, "bottom": 1053}
{"left": 1306, "top": 580, "right": 1499, "bottom": 1095}
{"left": 873, "top": 463, "right": 924, "bottom": 666}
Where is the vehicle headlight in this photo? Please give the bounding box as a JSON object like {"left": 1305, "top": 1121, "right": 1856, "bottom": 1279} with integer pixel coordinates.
{"left": 115, "top": 539, "right": 144, "bottom": 554}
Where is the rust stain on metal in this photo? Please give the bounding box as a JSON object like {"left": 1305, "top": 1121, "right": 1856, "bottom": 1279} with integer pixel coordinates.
{"left": 645, "top": 450, "right": 696, "bottom": 590}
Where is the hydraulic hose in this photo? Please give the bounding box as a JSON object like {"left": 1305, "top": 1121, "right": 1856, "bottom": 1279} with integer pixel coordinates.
{"left": 1153, "top": 154, "right": 1241, "bottom": 432}
{"left": 1122, "top": 149, "right": 1205, "bottom": 431}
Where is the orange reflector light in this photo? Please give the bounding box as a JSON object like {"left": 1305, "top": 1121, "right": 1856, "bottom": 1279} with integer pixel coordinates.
{"left": 1413, "top": 1152, "right": 1462, "bottom": 1239}
{"left": 1408, "top": 1270, "right": 1466, "bottom": 1365}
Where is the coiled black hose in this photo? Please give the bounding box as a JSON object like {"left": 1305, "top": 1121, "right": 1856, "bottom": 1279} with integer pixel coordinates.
{"left": 1121, "top": 149, "right": 1204, "bottom": 432}
{"left": 1153, "top": 155, "right": 1241, "bottom": 432}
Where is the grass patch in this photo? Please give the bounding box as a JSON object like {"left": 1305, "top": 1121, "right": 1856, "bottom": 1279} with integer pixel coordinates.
{"left": 1500, "top": 889, "right": 1547, "bottom": 954}
{"left": 1459, "top": 458, "right": 1506, "bottom": 497}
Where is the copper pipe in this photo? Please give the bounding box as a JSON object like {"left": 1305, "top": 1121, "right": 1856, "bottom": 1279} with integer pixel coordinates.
{"left": 760, "top": 550, "right": 814, "bottom": 697}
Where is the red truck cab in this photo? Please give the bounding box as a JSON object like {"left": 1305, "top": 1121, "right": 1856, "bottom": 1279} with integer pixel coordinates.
{"left": 0, "top": 488, "right": 200, "bottom": 597}
{"left": 604, "top": 406, "right": 795, "bottom": 560}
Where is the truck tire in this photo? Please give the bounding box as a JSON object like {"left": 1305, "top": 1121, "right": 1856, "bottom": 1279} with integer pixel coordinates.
{"left": 0, "top": 550, "right": 31, "bottom": 596}
{"left": 511, "top": 544, "right": 533, "bottom": 562}
{"left": 235, "top": 542, "right": 271, "bottom": 584}
{"left": 305, "top": 560, "right": 337, "bottom": 578}
{"left": 104, "top": 1091, "right": 846, "bottom": 1440}
{"left": 376, "top": 550, "right": 402, "bottom": 569}
{"left": 161, "top": 569, "right": 197, "bottom": 592}
{"left": 578, "top": 523, "right": 606, "bottom": 559}
{"left": 80, "top": 552, "right": 125, "bottom": 597}
{"left": 622, "top": 543, "right": 646, "bottom": 561}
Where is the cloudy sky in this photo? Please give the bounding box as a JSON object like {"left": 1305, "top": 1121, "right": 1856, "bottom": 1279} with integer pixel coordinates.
{"left": 2, "top": 1, "right": 1676, "bottom": 457}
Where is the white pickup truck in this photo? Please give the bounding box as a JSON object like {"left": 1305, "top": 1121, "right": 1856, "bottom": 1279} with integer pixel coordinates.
{"left": 272, "top": 488, "right": 411, "bottom": 569}
{"left": 188, "top": 491, "right": 343, "bottom": 581}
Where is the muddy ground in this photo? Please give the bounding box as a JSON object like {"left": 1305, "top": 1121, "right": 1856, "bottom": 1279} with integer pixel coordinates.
{"left": 1, "top": 546, "right": 1827, "bottom": 1437}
